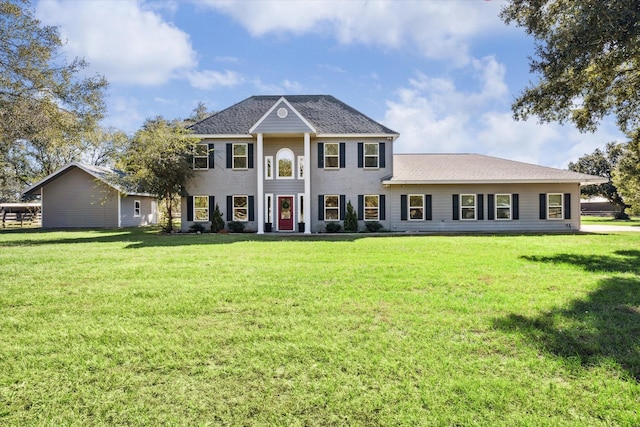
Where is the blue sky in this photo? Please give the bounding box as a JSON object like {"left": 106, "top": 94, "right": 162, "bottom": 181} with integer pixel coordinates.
{"left": 36, "top": 0, "right": 623, "bottom": 169}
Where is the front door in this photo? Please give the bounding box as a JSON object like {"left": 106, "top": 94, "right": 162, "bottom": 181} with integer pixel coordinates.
{"left": 278, "top": 196, "right": 294, "bottom": 231}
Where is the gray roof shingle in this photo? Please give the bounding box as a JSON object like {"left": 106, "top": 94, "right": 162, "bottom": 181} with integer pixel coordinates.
{"left": 189, "top": 95, "right": 398, "bottom": 136}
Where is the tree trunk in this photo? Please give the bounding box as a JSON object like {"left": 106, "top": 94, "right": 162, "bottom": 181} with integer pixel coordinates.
{"left": 164, "top": 196, "right": 174, "bottom": 232}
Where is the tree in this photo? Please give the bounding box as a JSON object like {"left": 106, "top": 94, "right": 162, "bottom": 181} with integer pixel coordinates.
{"left": 344, "top": 200, "right": 358, "bottom": 232}
{"left": 210, "top": 203, "right": 225, "bottom": 233}
{"left": 183, "top": 102, "right": 214, "bottom": 126}
{"left": 500, "top": 1, "right": 640, "bottom": 135}
{"left": 119, "top": 117, "right": 199, "bottom": 232}
{"left": 614, "top": 136, "right": 640, "bottom": 215}
{"left": 568, "top": 142, "right": 629, "bottom": 218}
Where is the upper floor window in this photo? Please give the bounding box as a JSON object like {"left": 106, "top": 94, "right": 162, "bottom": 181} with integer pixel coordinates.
{"left": 460, "top": 194, "right": 476, "bottom": 220}
{"left": 276, "top": 148, "right": 294, "bottom": 179}
{"left": 193, "top": 144, "right": 209, "bottom": 170}
{"left": 324, "top": 143, "right": 339, "bottom": 169}
{"left": 265, "top": 156, "right": 273, "bottom": 180}
{"left": 364, "top": 143, "right": 379, "bottom": 168}
{"left": 547, "top": 193, "right": 563, "bottom": 219}
{"left": 298, "top": 156, "right": 304, "bottom": 179}
{"left": 496, "top": 194, "right": 512, "bottom": 220}
{"left": 233, "top": 143, "right": 248, "bottom": 169}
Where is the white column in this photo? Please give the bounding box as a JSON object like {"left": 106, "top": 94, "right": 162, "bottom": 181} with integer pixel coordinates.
{"left": 303, "top": 132, "right": 311, "bottom": 234}
{"left": 257, "top": 133, "right": 264, "bottom": 234}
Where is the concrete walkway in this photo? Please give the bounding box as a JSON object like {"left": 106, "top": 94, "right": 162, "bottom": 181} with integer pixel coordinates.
{"left": 581, "top": 224, "right": 640, "bottom": 233}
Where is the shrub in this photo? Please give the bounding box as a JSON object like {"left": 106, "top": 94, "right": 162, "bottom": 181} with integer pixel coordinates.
{"left": 228, "top": 221, "right": 245, "bottom": 233}
{"left": 188, "top": 222, "right": 206, "bottom": 233}
{"left": 364, "top": 221, "right": 384, "bottom": 232}
{"left": 343, "top": 200, "right": 358, "bottom": 232}
{"left": 325, "top": 222, "right": 342, "bottom": 233}
{"left": 210, "top": 203, "right": 225, "bottom": 233}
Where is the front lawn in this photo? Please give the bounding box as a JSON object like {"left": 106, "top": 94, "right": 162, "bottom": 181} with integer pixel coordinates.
{"left": 581, "top": 215, "right": 640, "bottom": 226}
{"left": 1, "top": 229, "right": 638, "bottom": 425}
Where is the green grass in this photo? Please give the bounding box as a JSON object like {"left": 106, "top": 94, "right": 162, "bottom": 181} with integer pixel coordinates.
{"left": 581, "top": 215, "right": 640, "bottom": 226}
{"left": 1, "top": 229, "right": 639, "bottom": 426}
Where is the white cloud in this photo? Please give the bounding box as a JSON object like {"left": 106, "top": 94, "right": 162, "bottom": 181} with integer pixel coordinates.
{"left": 197, "top": 0, "right": 504, "bottom": 65}
{"left": 37, "top": 0, "right": 197, "bottom": 85}
{"left": 187, "top": 70, "right": 244, "bottom": 90}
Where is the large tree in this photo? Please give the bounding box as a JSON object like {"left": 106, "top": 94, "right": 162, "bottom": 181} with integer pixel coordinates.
{"left": 614, "top": 136, "right": 640, "bottom": 215}
{"left": 568, "top": 142, "right": 629, "bottom": 218}
{"left": 119, "top": 117, "right": 199, "bottom": 232}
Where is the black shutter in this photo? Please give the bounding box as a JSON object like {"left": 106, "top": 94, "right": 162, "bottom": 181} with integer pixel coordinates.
{"left": 512, "top": 194, "right": 519, "bottom": 220}
{"left": 340, "top": 195, "right": 346, "bottom": 220}
{"left": 248, "top": 196, "right": 255, "bottom": 221}
{"left": 208, "top": 196, "right": 215, "bottom": 221}
{"left": 453, "top": 194, "right": 460, "bottom": 220}
{"left": 357, "top": 143, "right": 363, "bottom": 168}
{"left": 400, "top": 195, "right": 408, "bottom": 221}
{"left": 317, "top": 143, "right": 324, "bottom": 168}
{"left": 564, "top": 193, "right": 571, "bottom": 219}
{"left": 426, "top": 195, "right": 432, "bottom": 220}
{"left": 318, "top": 195, "right": 324, "bottom": 220}
{"left": 358, "top": 195, "right": 364, "bottom": 220}
{"left": 227, "top": 196, "right": 233, "bottom": 221}
{"left": 187, "top": 196, "right": 194, "bottom": 221}
{"left": 487, "top": 194, "right": 495, "bottom": 220}
{"left": 208, "top": 143, "right": 215, "bottom": 169}
{"left": 379, "top": 142, "right": 385, "bottom": 168}
{"left": 379, "top": 195, "right": 386, "bottom": 220}
{"left": 248, "top": 143, "right": 254, "bottom": 168}
{"left": 539, "top": 194, "right": 546, "bottom": 219}
{"left": 339, "top": 143, "right": 346, "bottom": 168}
{"left": 477, "top": 194, "right": 484, "bottom": 220}
{"left": 226, "top": 143, "right": 232, "bottom": 169}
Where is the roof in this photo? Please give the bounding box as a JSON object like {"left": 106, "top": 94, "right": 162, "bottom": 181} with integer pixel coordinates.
{"left": 22, "top": 162, "right": 154, "bottom": 197}
{"left": 189, "top": 95, "right": 398, "bottom": 137}
{"left": 384, "top": 154, "right": 609, "bottom": 186}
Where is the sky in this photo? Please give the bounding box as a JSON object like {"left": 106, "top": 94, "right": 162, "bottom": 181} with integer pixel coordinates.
{"left": 35, "top": 0, "right": 625, "bottom": 169}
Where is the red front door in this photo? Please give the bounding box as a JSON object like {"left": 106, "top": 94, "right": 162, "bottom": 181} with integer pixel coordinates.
{"left": 278, "top": 196, "right": 294, "bottom": 231}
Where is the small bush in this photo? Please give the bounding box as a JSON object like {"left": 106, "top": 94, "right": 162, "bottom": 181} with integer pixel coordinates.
{"left": 344, "top": 200, "right": 358, "bottom": 232}
{"left": 325, "top": 222, "right": 342, "bottom": 233}
{"left": 210, "top": 203, "right": 225, "bottom": 233}
{"left": 188, "top": 222, "right": 206, "bottom": 233}
{"left": 364, "top": 221, "right": 384, "bottom": 232}
{"left": 228, "top": 221, "right": 245, "bottom": 233}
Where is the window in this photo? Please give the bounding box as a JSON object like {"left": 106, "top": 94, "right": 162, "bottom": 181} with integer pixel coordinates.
{"left": 496, "top": 194, "right": 511, "bottom": 220}
{"left": 265, "top": 156, "right": 273, "bottom": 180}
{"left": 233, "top": 195, "right": 248, "bottom": 221}
{"left": 194, "top": 196, "right": 209, "bottom": 221}
{"left": 409, "top": 195, "right": 424, "bottom": 220}
{"left": 460, "top": 194, "right": 476, "bottom": 220}
{"left": 324, "top": 143, "right": 339, "bottom": 169}
{"left": 298, "top": 194, "right": 304, "bottom": 222}
{"left": 193, "top": 144, "right": 209, "bottom": 169}
{"left": 233, "top": 143, "right": 248, "bottom": 169}
{"left": 133, "top": 200, "right": 141, "bottom": 217}
{"left": 298, "top": 156, "right": 304, "bottom": 179}
{"left": 547, "top": 193, "right": 563, "bottom": 219}
{"left": 324, "top": 195, "right": 339, "bottom": 221}
{"left": 265, "top": 194, "right": 273, "bottom": 223}
{"left": 364, "top": 143, "right": 379, "bottom": 168}
{"left": 364, "top": 195, "right": 379, "bottom": 220}
{"left": 276, "top": 149, "right": 294, "bottom": 179}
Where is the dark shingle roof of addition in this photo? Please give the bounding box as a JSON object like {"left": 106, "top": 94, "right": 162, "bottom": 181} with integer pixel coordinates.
{"left": 189, "top": 95, "right": 398, "bottom": 136}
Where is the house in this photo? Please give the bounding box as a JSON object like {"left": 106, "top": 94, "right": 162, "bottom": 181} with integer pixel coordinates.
{"left": 183, "top": 95, "right": 606, "bottom": 233}
{"left": 22, "top": 162, "right": 158, "bottom": 228}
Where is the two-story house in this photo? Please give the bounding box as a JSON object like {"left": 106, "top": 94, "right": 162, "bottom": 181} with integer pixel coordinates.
{"left": 183, "top": 95, "right": 606, "bottom": 233}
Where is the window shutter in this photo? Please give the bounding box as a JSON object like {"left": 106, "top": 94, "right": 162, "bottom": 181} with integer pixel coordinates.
{"left": 539, "top": 194, "right": 546, "bottom": 219}
{"left": 358, "top": 195, "right": 364, "bottom": 220}
{"left": 227, "top": 196, "right": 232, "bottom": 221}
{"left": 187, "top": 196, "right": 194, "bottom": 221}
{"left": 426, "top": 195, "right": 433, "bottom": 220}
{"left": 318, "top": 195, "right": 324, "bottom": 220}
{"left": 226, "top": 143, "right": 232, "bottom": 169}
{"left": 208, "top": 196, "right": 215, "bottom": 221}
{"left": 513, "top": 194, "right": 519, "bottom": 220}
{"left": 317, "top": 143, "right": 324, "bottom": 168}
{"left": 379, "top": 195, "right": 386, "bottom": 220}
{"left": 248, "top": 143, "right": 254, "bottom": 168}
{"left": 564, "top": 193, "right": 571, "bottom": 219}
{"left": 487, "top": 194, "right": 495, "bottom": 220}
{"left": 339, "top": 143, "right": 346, "bottom": 168}
{"left": 248, "top": 196, "right": 255, "bottom": 221}
{"left": 379, "top": 142, "right": 385, "bottom": 168}
{"left": 357, "top": 142, "right": 363, "bottom": 168}
{"left": 400, "top": 195, "right": 407, "bottom": 221}
{"left": 477, "top": 194, "right": 484, "bottom": 220}
{"left": 452, "top": 194, "right": 460, "bottom": 220}
{"left": 208, "top": 143, "right": 215, "bottom": 169}
{"left": 340, "top": 195, "right": 346, "bottom": 220}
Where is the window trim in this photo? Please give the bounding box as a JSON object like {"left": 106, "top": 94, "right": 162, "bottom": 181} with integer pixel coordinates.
{"left": 233, "top": 195, "right": 249, "bottom": 222}
{"left": 276, "top": 148, "right": 295, "bottom": 179}
{"left": 324, "top": 142, "right": 340, "bottom": 170}
{"left": 193, "top": 195, "right": 209, "bottom": 222}
{"left": 232, "top": 143, "right": 248, "bottom": 170}
{"left": 547, "top": 193, "right": 564, "bottom": 220}
{"left": 133, "top": 200, "right": 141, "bottom": 217}
{"left": 364, "top": 142, "right": 379, "bottom": 169}
{"left": 460, "top": 194, "right": 477, "bottom": 221}
{"left": 408, "top": 194, "right": 425, "bottom": 221}
{"left": 193, "top": 144, "right": 209, "bottom": 170}
{"left": 324, "top": 195, "right": 340, "bottom": 222}
{"left": 363, "top": 194, "right": 379, "bottom": 221}
{"left": 495, "top": 194, "right": 512, "bottom": 220}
